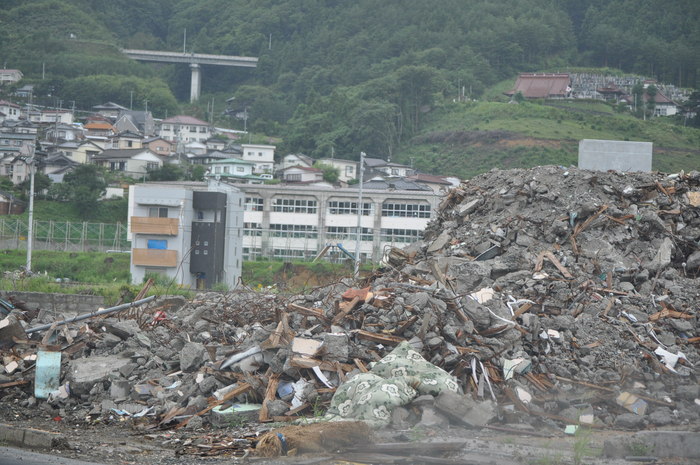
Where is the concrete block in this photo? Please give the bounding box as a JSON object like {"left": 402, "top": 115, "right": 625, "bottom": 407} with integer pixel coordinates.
{"left": 180, "top": 341, "right": 206, "bottom": 372}
{"left": 22, "top": 427, "right": 62, "bottom": 449}
{"left": 578, "top": 139, "right": 652, "bottom": 172}
{"left": 0, "top": 423, "right": 26, "bottom": 447}
{"left": 67, "top": 356, "right": 131, "bottom": 396}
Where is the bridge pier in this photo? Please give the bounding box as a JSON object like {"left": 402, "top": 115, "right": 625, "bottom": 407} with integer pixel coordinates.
{"left": 190, "top": 63, "right": 201, "bottom": 102}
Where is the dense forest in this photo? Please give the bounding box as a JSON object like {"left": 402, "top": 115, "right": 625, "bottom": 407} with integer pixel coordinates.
{"left": 0, "top": 0, "right": 698, "bottom": 165}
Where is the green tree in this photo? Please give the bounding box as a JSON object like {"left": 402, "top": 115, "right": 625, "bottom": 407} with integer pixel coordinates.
{"left": 17, "top": 172, "right": 52, "bottom": 200}
{"left": 313, "top": 162, "right": 340, "bottom": 183}
{"left": 645, "top": 85, "right": 657, "bottom": 119}
{"left": 62, "top": 165, "right": 107, "bottom": 219}
{"left": 147, "top": 164, "right": 184, "bottom": 181}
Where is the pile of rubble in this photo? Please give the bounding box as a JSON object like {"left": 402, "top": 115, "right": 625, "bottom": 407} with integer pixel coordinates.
{"left": 1, "top": 165, "right": 699, "bottom": 457}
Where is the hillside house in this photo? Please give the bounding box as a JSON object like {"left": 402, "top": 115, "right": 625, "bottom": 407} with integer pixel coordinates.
{"left": 159, "top": 115, "right": 212, "bottom": 143}
{"left": 45, "top": 123, "right": 84, "bottom": 143}
{"left": 207, "top": 158, "right": 266, "bottom": 184}
{"left": 40, "top": 110, "right": 74, "bottom": 125}
{"left": 317, "top": 158, "right": 358, "bottom": 182}
{"left": 114, "top": 110, "right": 155, "bottom": 136}
{"left": 277, "top": 153, "right": 314, "bottom": 172}
{"left": 0, "top": 69, "right": 23, "bottom": 85}
{"left": 43, "top": 152, "right": 79, "bottom": 182}
{"left": 143, "top": 136, "right": 173, "bottom": 156}
{"left": 110, "top": 131, "right": 143, "bottom": 150}
{"left": 84, "top": 121, "right": 116, "bottom": 137}
{"left": 364, "top": 157, "right": 415, "bottom": 178}
{"left": 505, "top": 73, "right": 572, "bottom": 99}
{"left": 92, "top": 148, "right": 162, "bottom": 178}
{"left": 281, "top": 165, "right": 324, "bottom": 183}
{"left": 241, "top": 143, "right": 275, "bottom": 175}
{"left": 0, "top": 101, "right": 21, "bottom": 121}
{"left": 56, "top": 139, "right": 103, "bottom": 164}
{"left": 92, "top": 102, "right": 129, "bottom": 119}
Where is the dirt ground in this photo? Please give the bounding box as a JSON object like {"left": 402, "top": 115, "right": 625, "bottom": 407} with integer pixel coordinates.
{"left": 1, "top": 408, "right": 681, "bottom": 465}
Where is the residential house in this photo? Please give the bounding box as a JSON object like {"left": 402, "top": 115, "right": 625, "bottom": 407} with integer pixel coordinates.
{"left": 189, "top": 149, "right": 232, "bottom": 166}
{"left": 207, "top": 158, "right": 265, "bottom": 183}
{"left": 92, "top": 148, "right": 162, "bottom": 178}
{"left": 406, "top": 173, "right": 459, "bottom": 193}
{"left": 40, "top": 110, "right": 74, "bottom": 125}
{"left": 42, "top": 152, "right": 79, "bottom": 182}
{"left": 241, "top": 143, "right": 275, "bottom": 175}
{"left": 14, "top": 84, "right": 34, "bottom": 99}
{"left": 0, "top": 69, "right": 23, "bottom": 85}
{"left": 184, "top": 141, "right": 207, "bottom": 156}
{"left": 317, "top": 158, "right": 357, "bottom": 182}
{"left": 4, "top": 155, "right": 33, "bottom": 185}
{"left": 505, "top": 73, "right": 572, "bottom": 99}
{"left": 54, "top": 139, "right": 103, "bottom": 164}
{"left": 92, "top": 102, "right": 129, "bottom": 119}
{"left": 276, "top": 153, "right": 313, "bottom": 173}
{"left": 25, "top": 109, "right": 42, "bottom": 123}
{"left": 0, "top": 133, "right": 36, "bottom": 157}
{"left": 109, "top": 131, "right": 143, "bottom": 150}
{"left": 45, "top": 123, "right": 84, "bottom": 143}
{"left": 143, "top": 136, "right": 173, "bottom": 156}
{"left": 281, "top": 165, "right": 324, "bottom": 183}
{"left": 114, "top": 110, "right": 155, "bottom": 136}
{"left": 205, "top": 137, "right": 227, "bottom": 152}
{"left": 0, "top": 101, "right": 21, "bottom": 121}
{"left": 1, "top": 120, "right": 38, "bottom": 135}
{"left": 159, "top": 115, "right": 212, "bottom": 143}
{"left": 364, "top": 157, "right": 415, "bottom": 178}
{"left": 84, "top": 121, "right": 116, "bottom": 138}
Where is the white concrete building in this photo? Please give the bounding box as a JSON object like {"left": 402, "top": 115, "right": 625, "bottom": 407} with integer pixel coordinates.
{"left": 0, "top": 100, "right": 21, "bottom": 121}
{"left": 159, "top": 115, "right": 212, "bottom": 143}
{"left": 128, "top": 180, "right": 244, "bottom": 289}
{"left": 238, "top": 182, "right": 441, "bottom": 262}
{"left": 40, "top": 110, "right": 74, "bottom": 125}
{"left": 241, "top": 143, "right": 275, "bottom": 175}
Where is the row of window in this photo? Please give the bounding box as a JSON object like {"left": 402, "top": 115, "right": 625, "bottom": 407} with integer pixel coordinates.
{"left": 243, "top": 224, "right": 421, "bottom": 243}
{"left": 161, "top": 125, "right": 208, "bottom": 133}
{"left": 271, "top": 198, "right": 318, "bottom": 214}
{"left": 245, "top": 197, "right": 431, "bottom": 218}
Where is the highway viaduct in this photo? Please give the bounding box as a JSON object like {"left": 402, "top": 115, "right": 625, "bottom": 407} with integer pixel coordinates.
{"left": 121, "top": 49, "right": 258, "bottom": 102}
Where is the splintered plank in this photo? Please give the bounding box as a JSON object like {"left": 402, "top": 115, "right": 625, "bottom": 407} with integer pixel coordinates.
{"left": 175, "top": 382, "right": 252, "bottom": 429}
{"left": 287, "top": 303, "right": 329, "bottom": 323}
{"left": 258, "top": 373, "right": 280, "bottom": 422}
{"left": 352, "top": 329, "right": 405, "bottom": 345}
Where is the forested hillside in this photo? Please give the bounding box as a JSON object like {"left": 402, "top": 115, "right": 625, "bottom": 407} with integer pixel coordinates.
{"left": 1, "top": 0, "right": 698, "bottom": 175}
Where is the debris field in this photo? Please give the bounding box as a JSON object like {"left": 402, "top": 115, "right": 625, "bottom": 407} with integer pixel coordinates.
{"left": 1, "top": 165, "right": 699, "bottom": 461}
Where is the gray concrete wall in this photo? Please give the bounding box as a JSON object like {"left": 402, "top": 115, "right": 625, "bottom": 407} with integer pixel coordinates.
{"left": 578, "top": 139, "right": 653, "bottom": 172}
{"left": 2, "top": 292, "right": 104, "bottom": 319}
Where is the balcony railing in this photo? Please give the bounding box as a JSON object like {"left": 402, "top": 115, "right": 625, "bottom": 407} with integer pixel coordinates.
{"left": 130, "top": 217, "right": 179, "bottom": 235}
{"left": 132, "top": 248, "right": 178, "bottom": 267}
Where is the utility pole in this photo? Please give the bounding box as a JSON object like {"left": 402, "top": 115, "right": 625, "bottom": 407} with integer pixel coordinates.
{"left": 183, "top": 29, "right": 187, "bottom": 53}
{"left": 26, "top": 155, "right": 35, "bottom": 273}
{"left": 130, "top": 91, "right": 134, "bottom": 110}
{"left": 354, "top": 152, "right": 365, "bottom": 279}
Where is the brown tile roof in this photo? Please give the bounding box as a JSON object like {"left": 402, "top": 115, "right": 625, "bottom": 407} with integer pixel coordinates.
{"left": 505, "top": 73, "right": 571, "bottom": 98}
{"left": 161, "top": 115, "right": 210, "bottom": 126}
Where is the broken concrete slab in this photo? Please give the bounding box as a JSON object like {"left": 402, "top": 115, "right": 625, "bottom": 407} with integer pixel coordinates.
{"left": 66, "top": 356, "right": 131, "bottom": 397}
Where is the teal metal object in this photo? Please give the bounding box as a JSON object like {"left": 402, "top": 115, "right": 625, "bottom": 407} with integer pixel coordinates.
{"left": 34, "top": 350, "right": 62, "bottom": 399}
